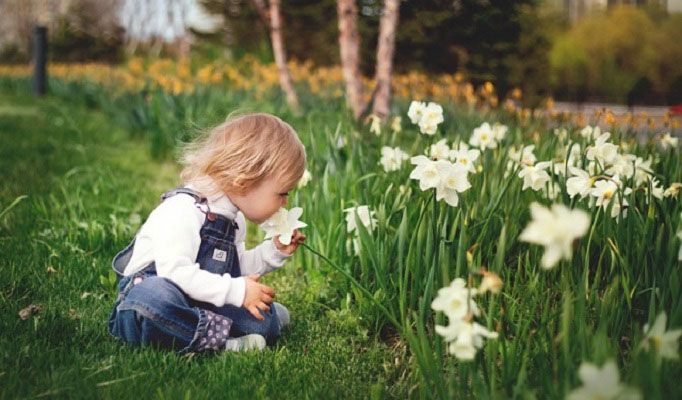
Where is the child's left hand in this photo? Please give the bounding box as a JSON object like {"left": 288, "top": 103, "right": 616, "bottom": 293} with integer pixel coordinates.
{"left": 274, "top": 229, "right": 306, "bottom": 255}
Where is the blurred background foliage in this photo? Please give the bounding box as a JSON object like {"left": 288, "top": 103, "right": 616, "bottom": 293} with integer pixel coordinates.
{"left": 1, "top": 0, "right": 681, "bottom": 105}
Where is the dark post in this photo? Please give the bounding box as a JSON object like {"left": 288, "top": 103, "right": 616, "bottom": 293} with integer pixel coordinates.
{"left": 32, "top": 25, "right": 47, "bottom": 96}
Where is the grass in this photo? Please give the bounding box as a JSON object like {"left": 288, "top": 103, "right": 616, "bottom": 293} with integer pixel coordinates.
{"left": 0, "top": 92, "right": 409, "bottom": 399}
{"left": 1, "top": 71, "right": 681, "bottom": 399}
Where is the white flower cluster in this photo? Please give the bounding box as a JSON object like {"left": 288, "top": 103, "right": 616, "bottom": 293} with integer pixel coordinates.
{"left": 379, "top": 146, "right": 410, "bottom": 172}
{"left": 409, "top": 155, "right": 471, "bottom": 207}
{"left": 510, "top": 126, "right": 679, "bottom": 218}
{"left": 407, "top": 101, "right": 444, "bottom": 135}
{"left": 469, "top": 122, "right": 508, "bottom": 150}
{"left": 431, "top": 278, "right": 499, "bottom": 360}
{"left": 343, "top": 205, "right": 377, "bottom": 255}
{"left": 519, "top": 202, "right": 590, "bottom": 269}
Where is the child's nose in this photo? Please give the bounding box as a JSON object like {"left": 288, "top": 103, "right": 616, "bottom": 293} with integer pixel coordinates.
{"left": 281, "top": 197, "right": 288, "bottom": 206}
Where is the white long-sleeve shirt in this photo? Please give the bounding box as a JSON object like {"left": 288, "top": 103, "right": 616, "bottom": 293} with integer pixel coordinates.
{"left": 121, "top": 181, "right": 291, "bottom": 308}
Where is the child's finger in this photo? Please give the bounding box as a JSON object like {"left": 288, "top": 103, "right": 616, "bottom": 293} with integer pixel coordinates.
{"left": 256, "top": 301, "right": 270, "bottom": 313}
{"left": 248, "top": 306, "right": 265, "bottom": 320}
{"left": 292, "top": 231, "right": 305, "bottom": 243}
{"left": 248, "top": 274, "right": 261, "bottom": 282}
{"left": 261, "top": 293, "right": 274, "bottom": 304}
{"left": 261, "top": 285, "right": 275, "bottom": 297}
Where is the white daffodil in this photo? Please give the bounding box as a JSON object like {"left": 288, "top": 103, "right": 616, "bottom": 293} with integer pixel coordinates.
{"left": 410, "top": 156, "right": 441, "bottom": 190}
{"left": 641, "top": 312, "right": 682, "bottom": 361}
{"left": 590, "top": 177, "right": 632, "bottom": 219}
{"left": 260, "top": 207, "right": 307, "bottom": 246}
{"left": 435, "top": 161, "right": 471, "bottom": 207}
{"left": 379, "top": 146, "right": 409, "bottom": 172}
{"left": 645, "top": 178, "right": 664, "bottom": 202}
{"left": 418, "top": 102, "right": 444, "bottom": 135}
{"left": 606, "top": 153, "right": 636, "bottom": 180}
{"left": 391, "top": 116, "right": 402, "bottom": 133}
{"left": 519, "top": 202, "right": 590, "bottom": 269}
{"left": 566, "top": 167, "right": 594, "bottom": 199}
{"left": 429, "top": 139, "right": 451, "bottom": 160}
{"left": 509, "top": 145, "right": 537, "bottom": 167}
{"left": 659, "top": 132, "right": 679, "bottom": 150}
{"left": 435, "top": 319, "right": 499, "bottom": 361}
{"left": 586, "top": 132, "right": 618, "bottom": 165}
{"left": 469, "top": 122, "right": 497, "bottom": 150}
{"left": 368, "top": 114, "right": 381, "bottom": 136}
{"left": 297, "top": 169, "right": 312, "bottom": 188}
{"left": 431, "top": 278, "right": 479, "bottom": 321}
{"left": 633, "top": 157, "right": 654, "bottom": 187}
{"left": 664, "top": 182, "right": 682, "bottom": 199}
{"left": 580, "top": 125, "right": 601, "bottom": 141}
{"left": 450, "top": 148, "right": 481, "bottom": 173}
{"left": 407, "top": 101, "right": 426, "bottom": 124}
{"left": 344, "top": 205, "right": 377, "bottom": 234}
{"left": 567, "top": 360, "right": 642, "bottom": 400}
{"left": 518, "top": 161, "right": 552, "bottom": 191}
{"left": 492, "top": 122, "right": 508, "bottom": 141}
{"left": 590, "top": 178, "right": 619, "bottom": 207}
{"left": 411, "top": 157, "right": 471, "bottom": 207}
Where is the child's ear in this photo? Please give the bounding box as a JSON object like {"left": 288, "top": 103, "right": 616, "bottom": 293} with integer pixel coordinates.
{"left": 229, "top": 178, "right": 248, "bottom": 194}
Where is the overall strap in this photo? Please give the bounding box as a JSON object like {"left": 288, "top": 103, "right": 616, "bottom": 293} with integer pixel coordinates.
{"left": 161, "top": 187, "right": 237, "bottom": 233}
{"left": 160, "top": 187, "right": 208, "bottom": 205}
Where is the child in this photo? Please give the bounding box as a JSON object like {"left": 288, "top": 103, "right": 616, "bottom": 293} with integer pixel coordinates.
{"left": 108, "top": 113, "right": 306, "bottom": 353}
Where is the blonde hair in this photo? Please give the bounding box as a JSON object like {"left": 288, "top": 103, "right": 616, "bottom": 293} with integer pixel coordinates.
{"left": 181, "top": 113, "right": 306, "bottom": 196}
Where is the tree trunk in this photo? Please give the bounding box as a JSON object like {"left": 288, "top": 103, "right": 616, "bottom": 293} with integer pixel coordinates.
{"left": 249, "top": 0, "right": 270, "bottom": 27}
{"left": 269, "top": 0, "right": 301, "bottom": 113}
{"left": 337, "top": 0, "right": 364, "bottom": 120}
{"left": 371, "top": 0, "right": 400, "bottom": 121}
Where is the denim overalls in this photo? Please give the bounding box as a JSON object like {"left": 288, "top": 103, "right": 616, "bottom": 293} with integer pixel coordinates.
{"left": 108, "top": 188, "right": 281, "bottom": 353}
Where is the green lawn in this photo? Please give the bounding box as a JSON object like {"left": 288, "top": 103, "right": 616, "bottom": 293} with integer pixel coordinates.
{"left": 0, "top": 93, "right": 407, "bottom": 399}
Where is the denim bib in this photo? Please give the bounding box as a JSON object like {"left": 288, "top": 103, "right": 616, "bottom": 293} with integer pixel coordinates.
{"left": 111, "top": 187, "right": 241, "bottom": 279}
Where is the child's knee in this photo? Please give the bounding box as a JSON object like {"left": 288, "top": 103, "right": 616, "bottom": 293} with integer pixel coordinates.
{"left": 234, "top": 307, "right": 281, "bottom": 342}
{"left": 259, "top": 307, "right": 282, "bottom": 342}
{"left": 109, "top": 308, "right": 143, "bottom": 345}
{"left": 124, "top": 276, "right": 188, "bottom": 310}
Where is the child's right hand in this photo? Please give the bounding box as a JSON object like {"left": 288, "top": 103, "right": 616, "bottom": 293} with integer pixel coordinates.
{"left": 243, "top": 274, "right": 275, "bottom": 321}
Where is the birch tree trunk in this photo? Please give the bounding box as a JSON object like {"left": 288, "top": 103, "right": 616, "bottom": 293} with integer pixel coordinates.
{"left": 249, "top": 0, "right": 269, "bottom": 27}
{"left": 337, "top": 0, "right": 364, "bottom": 120}
{"left": 371, "top": 0, "right": 400, "bottom": 121}
{"left": 269, "top": 0, "right": 301, "bottom": 113}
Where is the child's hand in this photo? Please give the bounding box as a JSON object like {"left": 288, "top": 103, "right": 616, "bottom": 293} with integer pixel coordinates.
{"left": 243, "top": 274, "right": 275, "bottom": 321}
{"left": 274, "top": 229, "right": 306, "bottom": 255}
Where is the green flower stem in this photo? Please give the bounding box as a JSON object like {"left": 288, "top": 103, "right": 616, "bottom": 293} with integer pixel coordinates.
{"left": 300, "top": 241, "right": 403, "bottom": 331}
